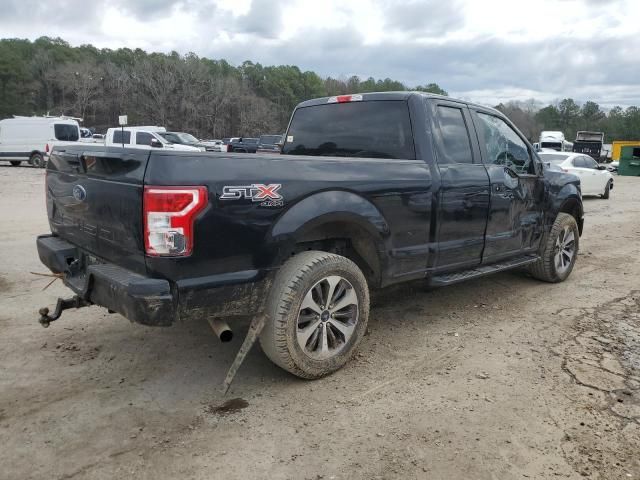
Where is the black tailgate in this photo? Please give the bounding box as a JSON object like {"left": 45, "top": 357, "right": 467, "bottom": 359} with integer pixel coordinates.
{"left": 46, "top": 145, "right": 149, "bottom": 275}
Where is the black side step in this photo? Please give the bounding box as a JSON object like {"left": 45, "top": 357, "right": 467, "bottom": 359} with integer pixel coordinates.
{"left": 429, "top": 255, "right": 539, "bottom": 287}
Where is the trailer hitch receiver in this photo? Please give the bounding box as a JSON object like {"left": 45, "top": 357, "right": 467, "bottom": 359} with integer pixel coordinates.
{"left": 38, "top": 295, "right": 91, "bottom": 328}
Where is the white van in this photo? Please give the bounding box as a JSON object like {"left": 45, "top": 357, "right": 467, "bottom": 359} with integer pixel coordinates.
{"left": 0, "top": 116, "right": 81, "bottom": 167}
{"left": 105, "top": 126, "right": 203, "bottom": 151}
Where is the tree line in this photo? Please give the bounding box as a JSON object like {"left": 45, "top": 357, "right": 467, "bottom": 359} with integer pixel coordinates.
{"left": 1, "top": 37, "right": 638, "bottom": 142}
{"left": 496, "top": 98, "right": 640, "bottom": 144}
{"left": 0, "top": 37, "right": 446, "bottom": 138}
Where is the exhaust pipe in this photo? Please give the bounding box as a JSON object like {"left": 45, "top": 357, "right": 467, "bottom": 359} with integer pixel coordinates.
{"left": 208, "top": 318, "right": 233, "bottom": 343}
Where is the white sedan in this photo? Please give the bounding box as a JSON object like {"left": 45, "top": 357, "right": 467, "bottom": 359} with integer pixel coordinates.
{"left": 539, "top": 152, "right": 614, "bottom": 199}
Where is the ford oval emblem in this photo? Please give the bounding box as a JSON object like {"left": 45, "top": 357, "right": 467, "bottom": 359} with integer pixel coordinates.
{"left": 72, "top": 185, "right": 87, "bottom": 202}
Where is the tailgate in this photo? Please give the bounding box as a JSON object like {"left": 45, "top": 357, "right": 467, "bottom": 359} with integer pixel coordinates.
{"left": 46, "top": 145, "right": 150, "bottom": 275}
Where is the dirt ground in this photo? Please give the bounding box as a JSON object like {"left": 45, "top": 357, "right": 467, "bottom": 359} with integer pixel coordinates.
{"left": 1, "top": 165, "right": 639, "bottom": 480}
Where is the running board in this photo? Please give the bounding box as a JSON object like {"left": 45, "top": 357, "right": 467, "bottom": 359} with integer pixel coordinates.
{"left": 429, "top": 255, "right": 539, "bottom": 287}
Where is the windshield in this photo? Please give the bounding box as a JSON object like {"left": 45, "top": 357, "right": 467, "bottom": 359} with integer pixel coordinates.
{"left": 282, "top": 100, "right": 415, "bottom": 159}
{"left": 259, "top": 135, "right": 282, "bottom": 145}
{"left": 54, "top": 124, "right": 79, "bottom": 141}
{"left": 160, "top": 132, "right": 199, "bottom": 144}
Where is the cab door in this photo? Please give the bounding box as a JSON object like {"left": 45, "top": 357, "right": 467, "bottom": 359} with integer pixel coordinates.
{"left": 470, "top": 109, "right": 545, "bottom": 262}
{"left": 429, "top": 100, "right": 490, "bottom": 269}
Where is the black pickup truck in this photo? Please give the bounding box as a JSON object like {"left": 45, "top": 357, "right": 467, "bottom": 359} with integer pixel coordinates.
{"left": 37, "top": 92, "right": 583, "bottom": 379}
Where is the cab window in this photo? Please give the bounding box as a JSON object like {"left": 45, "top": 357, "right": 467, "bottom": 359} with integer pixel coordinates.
{"left": 476, "top": 112, "right": 533, "bottom": 174}
{"left": 136, "top": 132, "right": 154, "bottom": 146}
{"left": 434, "top": 106, "right": 473, "bottom": 164}
{"left": 112, "top": 130, "right": 131, "bottom": 144}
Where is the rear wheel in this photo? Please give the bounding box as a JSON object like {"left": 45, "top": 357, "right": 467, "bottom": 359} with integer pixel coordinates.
{"left": 529, "top": 213, "right": 579, "bottom": 283}
{"left": 260, "top": 251, "right": 370, "bottom": 379}
{"left": 601, "top": 180, "right": 612, "bottom": 199}
{"left": 30, "top": 152, "right": 45, "bottom": 168}
{"left": 10, "top": 161, "right": 21, "bottom": 166}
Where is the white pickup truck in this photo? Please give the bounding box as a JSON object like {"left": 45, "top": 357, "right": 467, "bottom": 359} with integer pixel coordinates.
{"left": 104, "top": 126, "right": 203, "bottom": 151}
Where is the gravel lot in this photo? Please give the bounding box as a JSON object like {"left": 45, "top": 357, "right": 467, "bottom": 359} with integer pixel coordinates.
{"left": 1, "top": 165, "right": 639, "bottom": 480}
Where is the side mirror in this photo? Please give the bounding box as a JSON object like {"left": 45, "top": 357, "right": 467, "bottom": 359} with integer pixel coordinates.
{"left": 150, "top": 138, "right": 163, "bottom": 148}
{"left": 597, "top": 165, "right": 607, "bottom": 170}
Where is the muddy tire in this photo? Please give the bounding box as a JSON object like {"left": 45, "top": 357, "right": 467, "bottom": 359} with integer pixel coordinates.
{"left": 601, "top": 180, "right": 612, "bottom": 199}
{"left": 529, "top": 213, "right": 579, "bottom": 283}
{"left": 30, "top": 153, "right": 45, "bottom": 168}
{"left": 10, "top": 161, "right": 22, "bottom": 166}
{"left": 259, "top": 251, "right": 370, "bottom": 379}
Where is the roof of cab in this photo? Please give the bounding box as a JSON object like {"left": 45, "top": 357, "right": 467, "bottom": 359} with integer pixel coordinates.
{"left": 294, "top": 91, "right": 500, "bottom": 115}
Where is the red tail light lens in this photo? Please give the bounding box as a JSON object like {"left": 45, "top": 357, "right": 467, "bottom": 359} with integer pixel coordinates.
{"left": 143, "top": 186, "right": 208, "bottom": 256}
{"left": 45, "top": 143, "right": 50, "bottom": 153}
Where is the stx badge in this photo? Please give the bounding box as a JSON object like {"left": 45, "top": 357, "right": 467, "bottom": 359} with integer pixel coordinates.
{"left": 220, "top": 184, "right": 284, "bottom": 207}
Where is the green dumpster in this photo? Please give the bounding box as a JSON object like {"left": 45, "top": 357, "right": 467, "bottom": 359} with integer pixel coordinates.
{"left": 619, "top": 146, "right": 640, "bottom": 176}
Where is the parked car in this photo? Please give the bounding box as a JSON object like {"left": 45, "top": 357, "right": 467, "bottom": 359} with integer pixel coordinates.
{"left": 607, "top": 161, "right": 619, "bottom": 173}
{"left": 0, "top": 116, "right": 81, "bottom": 167}
{"left": 539, "top": 152, "right": 613, "bottom": 198}
{"left": 256, "top": 134, "right": 283, "bottom": 153}
{"left": 229, "top": 137, "right": 259, "bottom": 153}
{"left": 221, "top": 137, "right": 240, "bottom": 153}
{"left": 157, "top": 131, "right": 207, "bottom": 151}
{"left": 105, "top": 127, "right": 202, "bottom": 151}
{"left": 199, "top": 139, "right": 226, "bottom": 152}
{"left": 37, "top": 91, "right": 584, "bottom": 380}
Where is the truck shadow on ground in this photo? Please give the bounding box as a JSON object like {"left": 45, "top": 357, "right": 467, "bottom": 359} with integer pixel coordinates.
{"left": 34, "top": 268, "right": 537, "bottom": 403}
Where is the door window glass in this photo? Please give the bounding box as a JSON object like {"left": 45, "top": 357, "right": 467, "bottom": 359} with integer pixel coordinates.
{"left": 572, "top": 157, "right": 586, "bottom": 168}
{"left": 434, "top": 106, "right": 473, "bottom": 164}
{"left": 136, "top": 132, "right": 154, "bottom": 146}
{"left": 54, "top": 124, "right": 80, "bottom": 141}
{"left": 476, "top": 113, "right": 532, "bottom": 173}
{"left": 583, "top": 156, "right": 599, "bottom": 169}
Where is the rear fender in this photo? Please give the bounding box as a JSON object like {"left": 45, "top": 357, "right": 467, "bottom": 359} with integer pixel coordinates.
{"left": 268, "top": 190, "right": 389, "bottom": 274}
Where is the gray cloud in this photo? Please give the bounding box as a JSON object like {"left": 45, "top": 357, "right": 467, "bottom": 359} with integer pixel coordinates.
{"left": 381, "top": 0, "right": 464, "bottom": 36}
{"left": 230, "top": 0, "right": 288, "bottom": 39}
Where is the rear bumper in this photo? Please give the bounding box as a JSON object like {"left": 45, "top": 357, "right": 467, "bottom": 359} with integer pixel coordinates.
{"left": 37, "top": 235, "right": 271, "bottom": 326}
{"left": 37, "top": 235, "right": 174, "bottom": 326}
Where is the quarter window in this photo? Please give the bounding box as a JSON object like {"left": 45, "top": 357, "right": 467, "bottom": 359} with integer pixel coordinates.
{"left": 476, "top": 113, "right": 533, "bottom": 174}
{"left": 434, "top": 106, "right": 473, "bottom": 164}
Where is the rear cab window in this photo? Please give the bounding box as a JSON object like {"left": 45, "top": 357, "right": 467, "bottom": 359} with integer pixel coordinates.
{"left": 54, "top": 124, "right": 79, "bottom": 141}
{"left": 282, "top": 100, "right": 415, "bottom": 159}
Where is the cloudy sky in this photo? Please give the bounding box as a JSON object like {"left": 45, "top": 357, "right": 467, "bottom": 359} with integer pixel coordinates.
{"left": 1, "top": 0, "right": 639, "bottom": 107}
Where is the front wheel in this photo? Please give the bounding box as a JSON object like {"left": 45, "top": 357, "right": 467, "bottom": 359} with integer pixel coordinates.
{"left": 601, "top": 180, "right": 612, "bottom": 199}
{"left": 529, "top": 213, "right": 579, "bottom": 283}
{"left": 260, "top": 251, "right": 370, "bottom": 379}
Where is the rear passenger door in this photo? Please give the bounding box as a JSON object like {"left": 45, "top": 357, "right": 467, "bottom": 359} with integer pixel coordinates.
{"left": 470, "top": 109, "right": 545, "bottom": 261}
{"left": 429, "top": 100, "right": 490, "bottom": 269}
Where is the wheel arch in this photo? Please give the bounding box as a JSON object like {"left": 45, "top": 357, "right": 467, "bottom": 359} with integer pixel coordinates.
{"left": 556, "top": 195, "right": 584, "bottom": 235}
{"left": 268, "top": 191, "right": 390, "bottom": 287}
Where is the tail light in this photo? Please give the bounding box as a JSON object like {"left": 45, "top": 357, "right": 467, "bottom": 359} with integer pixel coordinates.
{"left": 226, "top": 144, "right": 231, "bottom": 152}
{"left": 45, "top": 143, "right": 50, "bottom": 153}
{"left": 143, "top": 186, "right": 208, "bottom": 256}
